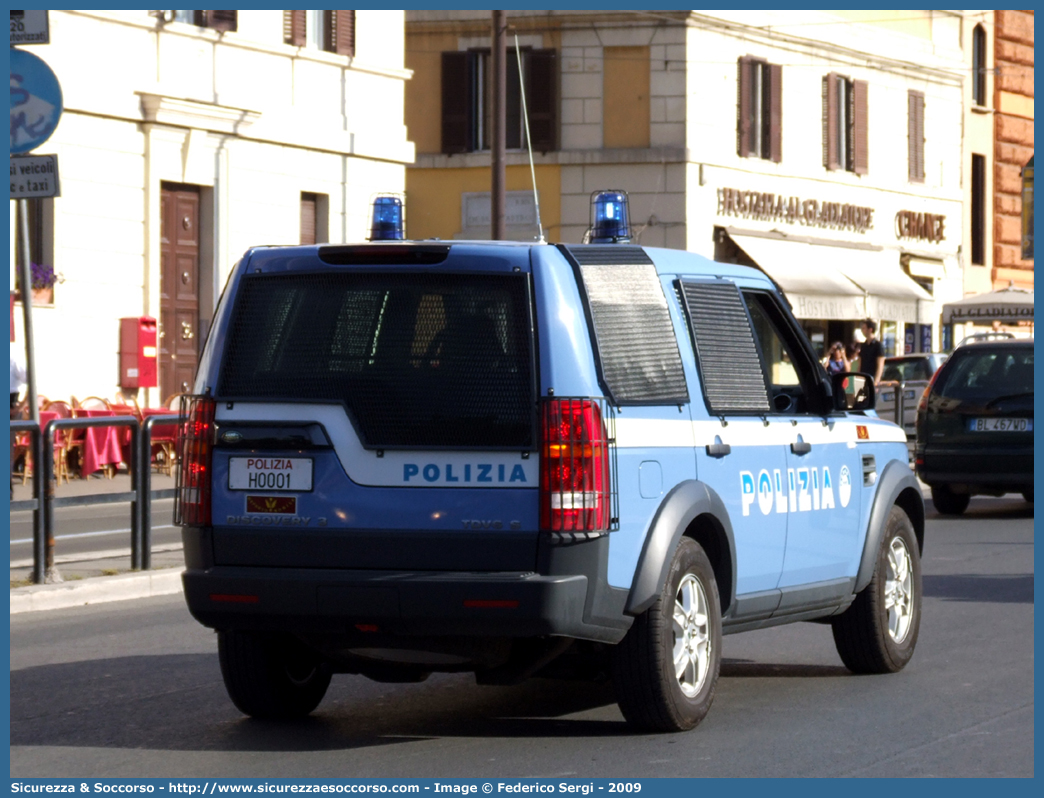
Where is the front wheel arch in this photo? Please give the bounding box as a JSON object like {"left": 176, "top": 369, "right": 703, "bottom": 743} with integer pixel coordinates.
{"left": 856, "top": 460, "right": 925, "bottom": 593}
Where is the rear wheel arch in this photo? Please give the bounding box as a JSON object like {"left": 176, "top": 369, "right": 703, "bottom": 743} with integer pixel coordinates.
{"left": 625, "top": 480, "right": 737, "bottom": 618}
{"left": 682, "top": 513, "right": 734, "bottom": 617}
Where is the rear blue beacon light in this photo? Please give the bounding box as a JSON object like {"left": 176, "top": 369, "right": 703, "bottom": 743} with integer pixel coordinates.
{"left": 369, "top": 195, "right": 405, "bottom": 241}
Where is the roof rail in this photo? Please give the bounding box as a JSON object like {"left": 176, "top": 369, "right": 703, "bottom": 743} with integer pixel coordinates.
{"left": 956, "top": 331, "right": 1016, "bottom": 347}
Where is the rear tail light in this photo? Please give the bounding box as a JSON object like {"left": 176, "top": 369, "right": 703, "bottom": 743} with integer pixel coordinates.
{"left": 540, "top": 398, "right": 612, "bottom": 532}
{"left": 917, "top": 367, "right": 943, "bottom": 412}
{"left": 174, "top": 394, "right": 216, "bottom": 526}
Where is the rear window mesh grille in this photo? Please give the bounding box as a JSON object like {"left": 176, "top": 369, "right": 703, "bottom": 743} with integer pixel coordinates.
{"left": 219, "top": 272, "right": 535, "bottom": 449}
{"left": 562, "top": 245, "right": 689, "bottom": 406}
{"left": 679, "top": 280, "right": 770, "bottom": 414}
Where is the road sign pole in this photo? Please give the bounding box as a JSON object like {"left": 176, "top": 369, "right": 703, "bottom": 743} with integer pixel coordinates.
{"left": 17, "top": 198, "right": 39, "bottom": 427}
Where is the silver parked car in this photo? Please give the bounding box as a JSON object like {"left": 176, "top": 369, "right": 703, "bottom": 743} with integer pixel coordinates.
{"left": 877, "top": 353, "right": 949, "bottom": 442}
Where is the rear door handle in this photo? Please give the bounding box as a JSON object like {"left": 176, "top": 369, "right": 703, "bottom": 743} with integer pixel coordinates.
{"left": 791, "top": 441, "right": 812, "bottom": 455}
{"left": 706, "top": 443, "right": 731, "bottom": 457}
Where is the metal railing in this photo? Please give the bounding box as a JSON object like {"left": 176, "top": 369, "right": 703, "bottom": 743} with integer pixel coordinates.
{"left": 9, "top": 414, "right": 180, "bottom": 584}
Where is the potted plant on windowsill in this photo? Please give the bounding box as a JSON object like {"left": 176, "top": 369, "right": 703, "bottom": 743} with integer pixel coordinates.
{"left": 29, "top": 262, "right": 62, "bottom": 305}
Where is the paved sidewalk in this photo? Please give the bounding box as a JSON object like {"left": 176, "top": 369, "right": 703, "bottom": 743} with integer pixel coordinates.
{"left": 11, "top": 467, "right": 176, "bottom": 502}
{"left": 10, "top": 566, "right": 184, "bottom": 614}
{"left": 10, "top": 544, "right": 185, "bottom": 586}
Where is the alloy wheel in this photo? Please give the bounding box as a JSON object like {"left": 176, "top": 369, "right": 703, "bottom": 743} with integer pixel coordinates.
{"left": 885, "top": 536, "right": 914, "bottom": 643}
{"left": 672, "top": 573, "right": 712, "bottom": 697}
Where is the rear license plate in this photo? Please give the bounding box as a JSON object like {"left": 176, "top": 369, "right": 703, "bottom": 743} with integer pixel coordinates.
{"left": 968, "top": 418, "right": 1032, "bottom": 432}
{"left": 228, "top": 457, "right": 313, "bottom": 491}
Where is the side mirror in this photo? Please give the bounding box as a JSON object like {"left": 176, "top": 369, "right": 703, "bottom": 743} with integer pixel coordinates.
{"left": 832, "top": 372, "right": 876, "bottom": 412}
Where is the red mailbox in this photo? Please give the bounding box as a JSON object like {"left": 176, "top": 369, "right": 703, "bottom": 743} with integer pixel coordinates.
{"left": 119, "top": 316, "right": 158, "bottom": 390}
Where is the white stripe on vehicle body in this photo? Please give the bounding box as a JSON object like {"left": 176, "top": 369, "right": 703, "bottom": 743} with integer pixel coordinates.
{"left": 611, "top": 417, "right": 906, "bottom": 448}
{"left": 215, "top": 405, "right": 903, "bottom": 490}
{"left": 216, "top": 404, "right": 538, "bottom": 488}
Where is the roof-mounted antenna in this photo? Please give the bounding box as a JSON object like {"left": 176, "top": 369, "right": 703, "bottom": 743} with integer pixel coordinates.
{"left": 514, "top": 31, "right": 545, "bottom": 244}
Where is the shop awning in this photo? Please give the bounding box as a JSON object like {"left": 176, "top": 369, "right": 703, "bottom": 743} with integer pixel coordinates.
{"left": 836, "top": 250, "right": 932, "bottom": 325}
{"left": 942, "top": 285, "right": 1034, "bottom": 324}
{"left": 729, "top": 233, "right": 932, "bottom": 323}
{"left": 728, "top": 234, "right": 865, "bottom": 320}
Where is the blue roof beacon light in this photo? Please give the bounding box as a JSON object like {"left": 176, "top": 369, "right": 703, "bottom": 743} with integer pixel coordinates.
{"left": 369, "top": 194, "right": 405, "bottom": 241}
{"left": 589, "top": 190, "right": 631, "bottom": 244}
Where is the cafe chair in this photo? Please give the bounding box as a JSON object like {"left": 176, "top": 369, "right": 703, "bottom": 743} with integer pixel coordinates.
{"left": 41, "top": 400, "right": 77, "bottom": 484}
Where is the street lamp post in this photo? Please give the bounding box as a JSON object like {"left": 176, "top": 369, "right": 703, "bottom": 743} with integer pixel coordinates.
{"left": 491, "top": 10, "right": 506, "bottom": 240}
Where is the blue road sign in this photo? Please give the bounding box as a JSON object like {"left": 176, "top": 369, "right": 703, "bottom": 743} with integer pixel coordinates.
{"left": 10, "top": 48, "right": 63, "bottom": 154}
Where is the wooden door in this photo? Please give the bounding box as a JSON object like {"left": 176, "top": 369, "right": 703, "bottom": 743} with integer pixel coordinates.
{"left": 159, "top": 183, "right": 200, "bottom": 399}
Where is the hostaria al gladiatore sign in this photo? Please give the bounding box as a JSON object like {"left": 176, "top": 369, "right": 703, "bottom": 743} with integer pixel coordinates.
{"left": 716, "top": 187, "right": 948, "bottom": 245}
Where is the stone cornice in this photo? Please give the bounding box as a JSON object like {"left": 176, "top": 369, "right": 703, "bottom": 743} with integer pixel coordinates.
{"left": 138, "top": 94, "right": 262, "bottom": 135}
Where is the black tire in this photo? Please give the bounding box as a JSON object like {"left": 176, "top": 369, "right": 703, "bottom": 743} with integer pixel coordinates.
{"left": 930, "top": 484, "right": 970, "bottom": 516}
{"left": 832, "top": 506, "right": 922, "bottom": 674}
{"left": 612, "top": 537, "right": 722, "bottom": 732}
{"left": 1022, "top": 489, "right": 1033, "bottom": 504}
{"left": 218, "top": 630, "right": 332, "bottom": 719}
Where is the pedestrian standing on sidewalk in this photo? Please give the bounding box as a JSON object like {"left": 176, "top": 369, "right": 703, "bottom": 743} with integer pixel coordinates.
{"left": 824, "top": 341, "right": 850, "bottom": 375}
{"left": 858, "top": 319, "right": 886, "bottom": 384}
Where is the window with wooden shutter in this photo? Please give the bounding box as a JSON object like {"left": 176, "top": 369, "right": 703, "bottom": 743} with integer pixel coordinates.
{"left": 503, "top": 50, "right": 523, "bottom": 150}
{"left": 737, "top": 57, "right": 753, "bottom": 157}
{"left": 823, "top": 74, "right": 839, "bottom": 169}
{"left": 972, "top": 24, "right": 987, "bottom": 107}
{"left": 13, "top": 198, "right": 54, "bottom": 305}
{"left": 329, "top": 10, "right": 355, "bottom": 57}
{"left": 823, "top": 73, "right": 866, "bottom": 174}
{"left": 300, "top": 193, "right": 317, "bottom": 245}
{"left": 908, "top": 90, "right": 925, "bottom": 183}
{"left": 527, "top": 49, "right": 557, "bottom": 152}
{"left": 283, "top": 10, "right": 306, "bottom": 46}
{"left": 971, "top": 153, "right": 986, "bottom": 264}
{"left": 837, "top": 76, "right": 850, "bottom": 170}
{"left": 852, "top": 80, "right": 868, "bottom": 174}
{"left": 202, "top": 10, "right": 237, "bottom": 32}
{"left": 441, "top": 48, "right": 557, "bottom": 154}
{"left": 474, "top": 49, "right": 526, "bottom": 150}
{"left": 768, "top": 63, "right": 782, "bottom": 163}
{"left": 441, "top": 51, "right": 471, "bottom": 154}
{"left": 738, "top": 56, "right": 780, "bottom": 162}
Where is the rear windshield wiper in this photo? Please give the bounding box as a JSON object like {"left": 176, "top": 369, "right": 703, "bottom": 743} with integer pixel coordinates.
{"left": 985, "top": 392, "right": 1034, "bottom": 408}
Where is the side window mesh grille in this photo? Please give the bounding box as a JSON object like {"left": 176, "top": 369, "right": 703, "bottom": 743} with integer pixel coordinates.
{"left": 561, "top": 245, "right": 689, "bottom": 406}
{"left": 679, "top": 280, "right": 770, "bottom": 414}
{"left": 218, "top": 272, "right": 536, "bottom": 449}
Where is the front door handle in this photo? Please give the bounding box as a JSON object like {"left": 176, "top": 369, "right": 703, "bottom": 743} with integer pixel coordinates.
{"left": 791, "top": 440, "right": 812, "bottom": 455}
{"left": 706, "top": 443, "right": 731, "bottom": 457}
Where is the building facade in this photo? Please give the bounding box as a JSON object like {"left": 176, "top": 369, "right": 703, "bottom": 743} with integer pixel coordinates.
{"left": 405, "top": 10, "right": 970, "bottom": 356}
{"left": 991, "top": 10, "right": 1034, "bottom": 290}
{"left": 961, "top": 11, "right": 996, "bottom": 300}
{"left": 11, "top": 10, "right": 413, "bottom": 405}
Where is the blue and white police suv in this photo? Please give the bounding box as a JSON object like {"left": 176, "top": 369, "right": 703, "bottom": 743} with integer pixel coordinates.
{"left": 176, "top": 232, "right": 923, "bottom": 732}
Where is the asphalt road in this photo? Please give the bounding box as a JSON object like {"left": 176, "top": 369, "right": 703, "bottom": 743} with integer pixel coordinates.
{"left": 10, "top": 496, "right": 1033, "bottom": 778}
{"left": 10, "top": 499, "right": 180, "bottom": 559}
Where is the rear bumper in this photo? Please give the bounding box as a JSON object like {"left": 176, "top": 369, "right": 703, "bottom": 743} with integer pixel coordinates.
{"left": 182, "top": 563, "right": 629, "bottom": 644}
{"left": 916, "top": 446, "right": 1033, "bottom": 489}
